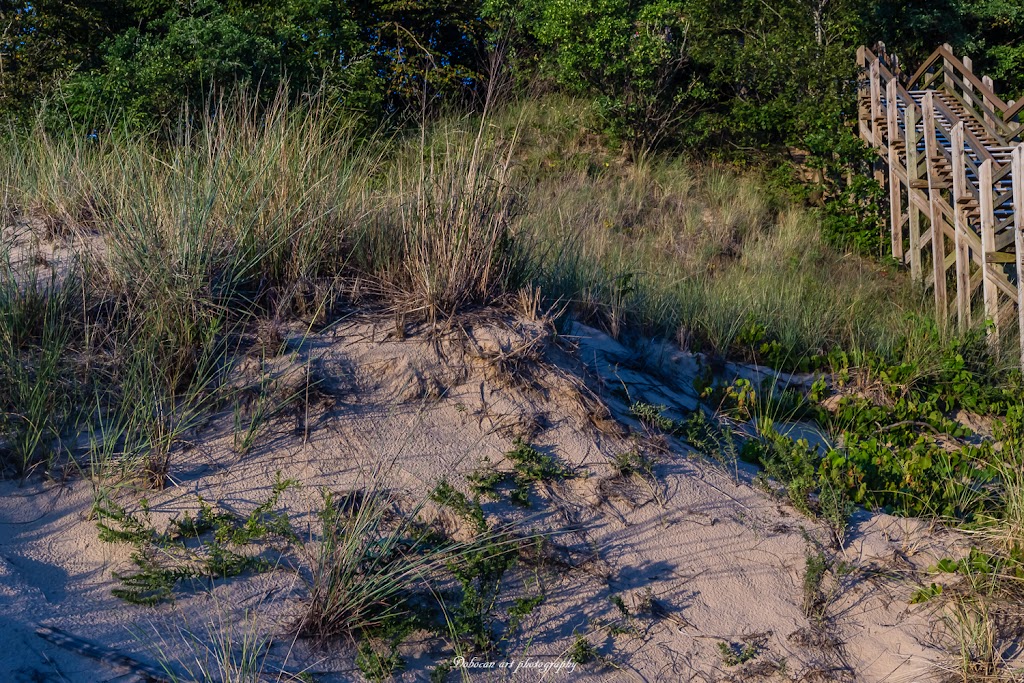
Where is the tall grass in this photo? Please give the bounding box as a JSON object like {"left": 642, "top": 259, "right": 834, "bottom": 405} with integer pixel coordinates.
{"left": 0, "top": 254, "right": 79, "bottom": 474}
{"left": 0, "top": 89, "right": 531, "bottom": 476}
{"left": 0, "top": 90, "right": 952, "bottom": 476}
{"left": 494, "top": 97, "right": 933, "bottom": 358}
{"left": 356, "top": 119, "right": 532, "bottom": 320}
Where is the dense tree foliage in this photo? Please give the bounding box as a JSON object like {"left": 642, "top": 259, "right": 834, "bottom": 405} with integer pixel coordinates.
{"left": 0, "top": 0, "right": 132, "bottom": 111}
{"left": 867, "top": 0, "right": 1024, "bottom": 96}
{"left": 1, "top": 0, "right": 1020, "bottom": 156}
{"left": 2, "top": 0, "right": 489, "bottom": 122}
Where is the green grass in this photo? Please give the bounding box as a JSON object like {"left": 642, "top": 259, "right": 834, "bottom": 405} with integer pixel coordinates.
{"left": 0, "top": 91, "right": 998, "bottom": 391}
{"left": 0, "top": 264, "right": 78, "bottom": 475}
{"left": 568, "top": 635, "right": 598, "bottom": 664}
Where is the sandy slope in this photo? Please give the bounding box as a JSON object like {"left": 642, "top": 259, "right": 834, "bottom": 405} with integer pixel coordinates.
{"left": 0, "top": 314, "right": 965, "bottom": 682}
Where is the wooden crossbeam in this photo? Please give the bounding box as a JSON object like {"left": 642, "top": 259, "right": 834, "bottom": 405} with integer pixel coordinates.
{"left": 1014, "top": 145, "right": 1024, "bottom": 367}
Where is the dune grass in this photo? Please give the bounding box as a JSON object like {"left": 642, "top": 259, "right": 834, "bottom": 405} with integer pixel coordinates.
{"left": 0, "top": 89, "right": 998, "bottom": 480}
{"left": 6, "top": 91, "right": 1024, "bottom": 680}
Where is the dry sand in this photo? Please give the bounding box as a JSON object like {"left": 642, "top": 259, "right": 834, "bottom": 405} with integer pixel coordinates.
{"left": 0, "top": 314, "right": 971, "bottom": 682}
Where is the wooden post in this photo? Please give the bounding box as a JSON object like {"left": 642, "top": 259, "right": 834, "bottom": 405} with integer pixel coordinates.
{"left": 942, "top": 43, "right": 953, "bottom": 89}
{"left": 923, "top": 92, "right": 948, "bottom": 324}
{"left": 906, "top": 101, "right": 923, "bottom": 281}
{"left": 857, "top": 46, "right": 870, "bottom": 142}
{"left": 980, "top": 158, "right": 999, "bottom": 339}
{"left": 951, "top": 122, "right": 971, "bottom": 330}
{"left": 962, "top": 55, "right": 974, "bottom": 103}
{"left": 1012, "top": 145, "right": 1024, "bottom": 369}
{"left": 887, "top": 79, "right": 904, "bottom": 262}
{"left": 870, "top": 59, "right": 883, "bottom": 148}
{"left": 982, "top": 75, "right": 995, "bottom": 129}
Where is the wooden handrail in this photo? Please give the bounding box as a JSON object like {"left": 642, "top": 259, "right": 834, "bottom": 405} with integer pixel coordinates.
{"left": 906, "top": 48, "right": 946, "bottom": 92}
{"left": 941, "top": 72, "right": 1012, "bottom": 143}
{"left": 931, "top": 95, "right": 997, "bottom": 167}
{"left": 1007, "top": 99, "right": 1024, "bottom": 123}
{"left": 908, "top": 45, "right": 1012, "bottom": 114}
{"left": 861, "top": 46, "right": 924, "bottom": 121}
{"left": 901, "top": 44, "right": 1019, "bottom": 140}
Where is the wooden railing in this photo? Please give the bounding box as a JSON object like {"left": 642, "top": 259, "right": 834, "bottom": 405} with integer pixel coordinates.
{"left": 858, "top": 44, "right": 1024, "bottom": 366}
{"left": 906, "top": 45, "right": 1021, "bottom": 143}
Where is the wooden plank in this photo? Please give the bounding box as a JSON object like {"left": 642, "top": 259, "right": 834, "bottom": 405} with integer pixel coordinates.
{"left": 905, "top": 102, "right": 923, "bottom": 281}
{"left": 951, "top": 122, "right": 971, "bottom": 330}
{"left": 983, "top": 75, "right": 995, "bottom": 129}
{"left": 986, "top": 252, "right": 1018, "bottom": 264}
{"left": 1014, "top": 145, "right": 1024, "bottom": 369}
{"left": 870, "top": 60, "right": 883, "bottom": 148}
{"left": 887, "top": 78, "right": 904, "bottom": 262}
{"left": 942, "top": 43, "right": 953, "bottom": 91}
{"left": 923, "top": 92, "right": 948, "bottom": 325}
{"left": 1006, "top": 98, "right": 1024, "bottom": 129}
{"left": 980, "top": 159, "right": 1000, "bottom": 339}
{"left": 996, "top": 229, "right": 1018, "bottom": 252}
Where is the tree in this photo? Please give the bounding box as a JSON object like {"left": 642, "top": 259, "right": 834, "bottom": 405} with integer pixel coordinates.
{"left": 0, "top": 0, "right": 130, "bottom": 113}
{"left": 3, "top": 0, "right": 492, "bottom": 123}
{"left": 487, "top": 0, "right": 697, "bottom": 151}
{"left": 962, "top": 0, "right": 1024, "bottom": 99}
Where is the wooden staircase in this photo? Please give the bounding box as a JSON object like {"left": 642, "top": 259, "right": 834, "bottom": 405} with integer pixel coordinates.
{"left": 858, "top": 44, "right": 1024, "bottom": 365}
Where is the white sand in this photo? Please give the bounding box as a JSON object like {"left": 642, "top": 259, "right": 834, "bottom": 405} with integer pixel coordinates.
{"left": 0, "top": 315, "right": 969, "bottom": 681}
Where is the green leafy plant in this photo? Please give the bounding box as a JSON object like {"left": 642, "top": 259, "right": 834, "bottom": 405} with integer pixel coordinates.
{"left": 462, "top": 440, "right": 570, "bottom": 508}
{"left": 568, "top": 635, "right": 598, "bottom": 665}
{"left": 910, "top": 582, "right": 945, "bottom": 604}
{"left": 717, "top": 639, "right": 760, "bottom": 666}
{"left": 448, "top": 537, "right": 520, "bottom": 652}
{"left": 802, "top": 550, "right": 830, "bottom": 623}
{"left": 431, "top": 480, "right": 488, "bottom": 534}
{"left": 505, "top": 439, "right": 570, "bottom": 506}
{"left": 94, "top": 480, "right": 297, "bottom": 605}
{"left": 611, "top": 449, "right": 655, "bottom": 479}
{"left": 356, "top": 640, "right": 405, "bottom": 683}
{"left": 630, "top": 402, "right": 684, "bottom": 433}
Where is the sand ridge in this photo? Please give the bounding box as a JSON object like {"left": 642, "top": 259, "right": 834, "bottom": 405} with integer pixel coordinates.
{"left": 0, "top": 314, "right": 966, "bottom": 681}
